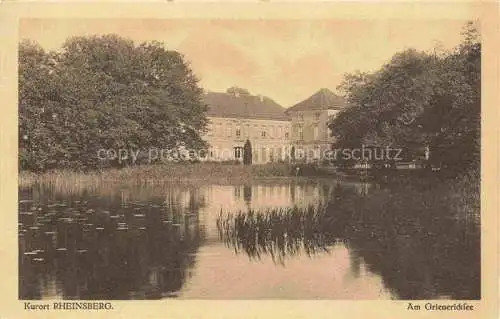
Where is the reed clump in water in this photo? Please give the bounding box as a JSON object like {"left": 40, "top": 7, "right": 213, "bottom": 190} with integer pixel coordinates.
{"left": 216, "top": 203, "right": 336, "bottom": 265}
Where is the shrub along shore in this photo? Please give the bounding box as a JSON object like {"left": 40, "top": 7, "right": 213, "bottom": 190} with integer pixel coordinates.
{"left": 18, "top": 162, "right": 337, "bottom": 188}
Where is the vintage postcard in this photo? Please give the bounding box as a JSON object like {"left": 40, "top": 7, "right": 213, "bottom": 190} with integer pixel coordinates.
{"left": 0, "top": 1, "right": 498, "bottom": 319}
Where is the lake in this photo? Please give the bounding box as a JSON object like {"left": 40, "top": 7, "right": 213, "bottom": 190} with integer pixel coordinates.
{"left": 18, "top": 178, "right": 480, "bottom": 300}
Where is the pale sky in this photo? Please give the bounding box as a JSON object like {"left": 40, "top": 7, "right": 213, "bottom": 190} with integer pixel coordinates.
{"left": 20, "top": 18, "right": 469, "bottom": 107}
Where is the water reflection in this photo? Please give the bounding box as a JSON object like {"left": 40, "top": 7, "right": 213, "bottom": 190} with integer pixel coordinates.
{"left": 217, "top": 205, "right": 337, "bottom": 265}
{"left": 331, "top": 184, "right": 481, "bottom": 300}
{"left": 19, "top": 185, "right": 205, "bottom": 300}
{"left": 215, "top": 182, "right": 480, "bottom": 299}
{"left": 19, "top": 180, "right": 479, "bottom": 300}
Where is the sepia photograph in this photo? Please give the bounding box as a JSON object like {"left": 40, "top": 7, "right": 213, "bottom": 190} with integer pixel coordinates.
{"left": 15, "top": 16, "right": 484, "bottom": 302}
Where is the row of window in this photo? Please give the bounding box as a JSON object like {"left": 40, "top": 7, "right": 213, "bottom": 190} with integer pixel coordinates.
{"left": 209, "top": 146, "right": 287, "bottom": 162}
{"left": 207, "top": 123, "right": 290, "bottom": 139}
{"left": 296, "top": 112, "right": 322, "bottom": 121}
{"left": 293, "top": 124, "right": 320, "bottom": 140}
{"left": 233, "top": 185, "right": 312, "bottom": 201}
{"left": 207, "top": 146, "right": 327, "bottom": 163}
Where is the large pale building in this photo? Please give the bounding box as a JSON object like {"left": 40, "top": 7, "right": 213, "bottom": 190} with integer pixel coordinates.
{"left": 202, "top": 88, "right": 347, "bottom": 164}
{"left": 285, "top": 88, "right": 347, "bottom": 163}
{"left": 202, "top": 90, "right": 292, "bottom": 164}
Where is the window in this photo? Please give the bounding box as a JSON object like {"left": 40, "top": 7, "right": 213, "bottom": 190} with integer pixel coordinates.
{"left": 236, "top": 128, "right": 241, "bottom": 138}
{"left": 278, "top": 126, "right": 283, "bottom": 138}
{"left": 226, "top": 125, "right": 232, "bottom": 137}
{"left": 296, "top": 147, "right": 304, "bottom": 159}
{"left": 313, "top": 125, "right": 319, "bottom": 139}
{"left": 261, "top": 147, "right": 267, "bottom": 162}
{"left": 285, "top": 131, "right": 289, "bottom": 139}
{"left": 314, "top": 145, "right": 320, "bottom": 159}
{"left": 216, "top": 124, "right": 223, "bottom": 136}
{"left": 207, "top": 124, "right": 213, "bottom": 136}
{"left": 297, "top": 125, "right": 304, "bottom": 140}
{"left": 234, "top": 186, "right": 241, "bottom": 199}
{"left": 327, "top": 110, "right": 338, "bottom": 118}
{"left": 314, "top": 112, "right": 321, "bottom": 121}
{"left": 261, "top": 130, "right": 267, "bottom": 138}
{"left": 234, "top": 147, "right": 242, "bottom": 159}
{"left": 298, "top": 113, "right": 304, "bottom": 121}
{"left": 245, "top": 124, "right": 250, "bottom": 137}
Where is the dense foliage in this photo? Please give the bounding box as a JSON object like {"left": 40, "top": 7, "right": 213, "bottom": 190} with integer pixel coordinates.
{"left": 329, "top": 22, "right": 480, "bottom": 175}
{"left": 19, "top": 35, "right": 208, "bottom": 171}
{"left": 243, "top": 139, "right": 252, "bottom": 165}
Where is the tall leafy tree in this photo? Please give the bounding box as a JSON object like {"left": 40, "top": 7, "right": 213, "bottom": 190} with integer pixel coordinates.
{"left": 329, "top": 22, "right": 480, "bottom": 175}
{"left": 19, "top": 40, "right": 63, "bottom": 170}
{"left": 19, "top": 35, "right": 208, "bottom": 171}
{"left": 243, "top": 139, "right": 252, "bottom": 165}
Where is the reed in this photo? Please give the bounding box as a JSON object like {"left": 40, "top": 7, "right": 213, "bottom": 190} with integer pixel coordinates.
{"left": 216, "top": 203, "right": 335, "bottom": 264}
{"left": 19, "top": 162, "right": 332, "bottom": 189}
{"left": 216, "top": 168, "right": 480, "bottom": 264}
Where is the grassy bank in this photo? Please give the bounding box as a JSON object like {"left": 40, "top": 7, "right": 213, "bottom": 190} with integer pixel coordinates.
{"left": 19, "top": 162, "right": 335, "bottom": 189}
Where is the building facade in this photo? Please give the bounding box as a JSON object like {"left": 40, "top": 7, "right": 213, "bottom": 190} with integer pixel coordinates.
{"left": 204, "top": 116, "right": 291, "bottom": 163}
{"left": 202, "top": 90, "right": 291, "bottom": 164}
{"left": 285, "top": 88, "right": 346, "bottom": 163}
{"left": 202, "top": 88, "right": 346, "bottom": 164}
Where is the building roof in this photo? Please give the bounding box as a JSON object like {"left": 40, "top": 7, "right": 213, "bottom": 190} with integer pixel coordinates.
{"left": 203, "top": 91, "right": 290, "bottom": 121}
{"left": 286, "top": 88, "right": 347, "bottom": 112}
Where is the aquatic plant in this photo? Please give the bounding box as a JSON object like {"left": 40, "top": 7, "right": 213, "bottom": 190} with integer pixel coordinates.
{"left": 19, "top": 162, "right": 335, "bottom": 189}
{"left": 216, "top": 203, "right": 337, "bottom": 265}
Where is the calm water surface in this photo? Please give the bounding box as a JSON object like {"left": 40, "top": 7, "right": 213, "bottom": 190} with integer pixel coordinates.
{"left": 18, "top": 179, "right": 480, "bottom": 300}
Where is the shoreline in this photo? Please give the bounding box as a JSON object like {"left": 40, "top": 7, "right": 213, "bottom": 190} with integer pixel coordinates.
{"left": 18, "top": 162, "right": 341, "bottom": 188}
{"left": 18, "top": 162, "right": 480, "bottom": 221}
{"left": 18, "top": 161, "right": 478, "bottom": 186}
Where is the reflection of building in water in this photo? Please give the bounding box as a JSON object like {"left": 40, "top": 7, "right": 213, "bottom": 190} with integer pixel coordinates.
{"left": 231, "top": 184, "right": 321, "bottom": 208}
{"left": 352, "top": 182, "right": 371, "bottom": 196}
{"left": 162, "top": 188, "right": 205, "bottom": 241}
{"left": 202, "top": 183, "right": 326, "bottom": 241}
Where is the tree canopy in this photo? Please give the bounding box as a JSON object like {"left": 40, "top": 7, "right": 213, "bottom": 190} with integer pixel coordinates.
{"left": 243, "top": 139, "right": 252, "bottom": 165}
{"left": 329, "top": 22, "right": 480, "bottom": 174}
{"left": 19, "top": 35, "right": 208, "bottom": 171}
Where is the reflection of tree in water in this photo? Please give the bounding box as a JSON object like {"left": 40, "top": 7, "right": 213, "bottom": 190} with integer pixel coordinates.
{"left": 243, "top": 185, "right": 252, "bottom": 206}
{"left": 217, "top": 182, "right": 480, "bottom": 299}
{"left": 330, "top": 183, "right": 480, "bottom": 300}
{"left": 19, "top": 185, "right": 205, "bottom": 300}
